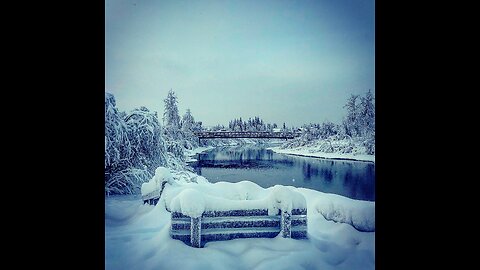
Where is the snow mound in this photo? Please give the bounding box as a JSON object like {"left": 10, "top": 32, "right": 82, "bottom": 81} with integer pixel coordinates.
{"left": 167, "top": 181, "right": 306, "bottom": 217}
{"left": 170, "top": 189, "right": 206, "bottom": 218}
{"left": 141, "top": 167, "right": 174, "bottom": 197}
{"left": 312, "top": 194, "right": 375, "bottom": 232}
{"left": 267, "top": 185, "right": 306, "bottom": 215}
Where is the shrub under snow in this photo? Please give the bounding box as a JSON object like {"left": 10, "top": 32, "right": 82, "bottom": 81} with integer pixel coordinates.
{"left": 141, "top": 167, "right": 174, "bottom": 197}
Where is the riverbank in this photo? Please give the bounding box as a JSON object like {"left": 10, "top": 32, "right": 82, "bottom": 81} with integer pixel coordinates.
{"left": 185, "top": 146, "right": 215, "bottom": 162}
{"left": 106, "top": 180, "right": 375, "bottom": 269}
{"left": 268, "top": 146, "right": 375, "bottom": 163}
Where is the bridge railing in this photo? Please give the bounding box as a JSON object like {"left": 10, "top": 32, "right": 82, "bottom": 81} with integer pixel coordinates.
{"left": 193, "top": 131, "right": 298, "bottom": 138}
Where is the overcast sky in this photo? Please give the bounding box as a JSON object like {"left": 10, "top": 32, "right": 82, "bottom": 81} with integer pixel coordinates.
{"left": 105, "top": 0, "right": 374, "bottom": 127}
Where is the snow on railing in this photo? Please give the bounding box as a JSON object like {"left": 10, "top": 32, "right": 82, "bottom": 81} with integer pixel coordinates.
{"left": 141, "top": 167, "right": 173, "bottom": 205}
{"left": 169, "top": 186, "right": 308, "bottom": 247}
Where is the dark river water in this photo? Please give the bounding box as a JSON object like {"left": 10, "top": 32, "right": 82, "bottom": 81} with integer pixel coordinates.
{"left": 189, "top": 146, "right": 375, "bottom": 201}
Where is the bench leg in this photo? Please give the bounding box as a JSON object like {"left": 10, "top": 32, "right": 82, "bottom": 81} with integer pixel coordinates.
{"left": 191, "top": 217, "right": 202, "bottom": 248}
{"left": 281, "top": 210, "right": 291, "bottom": 238}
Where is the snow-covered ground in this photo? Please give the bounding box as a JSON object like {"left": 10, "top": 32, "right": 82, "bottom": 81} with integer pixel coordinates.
{"left": 185, "top": 146, "right": 215, "bottom": 162}
{"left": 106, "top": 180, "right": 375, "bottom": 269}
{"left": 269, "top": 146, "right": 375, "bottom": 163}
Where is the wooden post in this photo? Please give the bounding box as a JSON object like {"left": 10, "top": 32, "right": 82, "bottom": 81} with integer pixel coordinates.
{"left": 281, "top": 210, "right": 291, "bottom": 238}
{"left": 191, "top": 217, "right": 202, "bottom": 247}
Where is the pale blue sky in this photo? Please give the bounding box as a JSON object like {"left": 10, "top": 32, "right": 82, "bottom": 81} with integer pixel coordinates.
{"left": 105, "top": 0, "right": 374, "bottom": 127}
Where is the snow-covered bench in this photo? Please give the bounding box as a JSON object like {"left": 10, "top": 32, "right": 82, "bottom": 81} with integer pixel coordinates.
{"left": 141, "top": 167, "right": 174, "bottom": 205}
{"left": 169, "top": 186, "right": 308, "bottom": 248}
{"left": 142, "top": 181, "right": 167, "bottom": 205}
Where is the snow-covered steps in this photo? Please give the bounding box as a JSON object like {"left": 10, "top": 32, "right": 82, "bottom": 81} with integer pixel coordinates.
{"left": 170, "top": 208, "right": 308, "bottom": 248}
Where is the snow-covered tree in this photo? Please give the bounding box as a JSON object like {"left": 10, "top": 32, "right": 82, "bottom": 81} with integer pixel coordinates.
{"left": 105, "top": 90, "right": 208, "bottom": 195}
{"left": 359, "top": 89, "right": 375, "bottom": 136}
{"left": 280, "top": 90, "right": 375, "bottom": 155}
{"left": 105, "top": 93, "right": 161, "bottom": 195}
{"left": 343, "top": 94, "right": 361, "bottom": 137}
{"left": 105, "top": 93, "right": 131, "bottom": 169}
{"left": 162, "top": 89, "right": 187, "bottom": 159}
{"left": 163, "top": 89, "right": 181, "bottom": 129}
{"left": 320, "top": 121, "right": 337, "bottom": 138}
{"left": 192, "top": 121, "right": 203, "bottom": 132}
{"left": 105, "top": 93, "right": 133, "bottom": 194}
{"left": 181, "top": 109, "right": 195, "bottom": 132}
{"left": 125, "top": 106, "right": 167, "bottom": 173}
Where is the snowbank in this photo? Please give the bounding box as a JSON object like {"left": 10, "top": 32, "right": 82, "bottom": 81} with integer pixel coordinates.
{"left": 269, "top": 146, "right": 375, "bottom": 163}
{"left": 185, "top": 146, "right": 215, "bottom": 162}
{"left": 140, "top": 167, "right": 174, "bottom": 197}
{"left": 267, "top": 185, "right": 306, "bottom": 215}
{"left": 298, "top": 188, "right": 375, "bottom": 232}
{"left": 106, "top": 183, "right": 375, "bottom": 269}
{"left": 164, "top": 181, "right": 374, "bottom": 231}
{"left": 170, "top": 189, "right": 206, "bottom": 218}
{"left": 168, "top": 183, "right": 306, "bottom": 217}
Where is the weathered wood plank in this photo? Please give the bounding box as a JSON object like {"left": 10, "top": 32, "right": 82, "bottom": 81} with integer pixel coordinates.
{"left": 202, "top": 209, "right": 271, "bottom": 217}
{"left": 201, "top": 231, "right": 279, "bottom": 245}
{"left": 292, "top": 208, "right": 307, "bottom": 215}
{"left": 173, "top": 220, "right": 282, "bottom": 231}
{"left": 291, "top": 218, "right": 307, "bottom": 227}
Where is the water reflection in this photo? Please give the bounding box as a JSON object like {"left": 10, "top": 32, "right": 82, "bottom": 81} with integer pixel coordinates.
{"left": 190, "top": 146, "right": 375, "bottom": 201}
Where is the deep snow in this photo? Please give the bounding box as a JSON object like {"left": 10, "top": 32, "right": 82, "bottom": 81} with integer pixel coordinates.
{"left": 106, "top": 180, "right": 375, "bottom": 270}
{"left": 141, "top": 167, "right": 174, "bottom": 198}
{"left": 168, "top": 182, "right": 307, "bottom": 218}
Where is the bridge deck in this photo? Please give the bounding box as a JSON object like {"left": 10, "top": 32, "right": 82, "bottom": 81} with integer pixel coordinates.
{"left": 194, "top": 131, "right": 297, "bottom": 139}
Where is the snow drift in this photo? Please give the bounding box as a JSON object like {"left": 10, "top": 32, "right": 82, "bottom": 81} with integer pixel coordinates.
{"left": 168, "top": 183, "right": 306, "bottom": 217}
{"left": 141, "top": 167, "right": 174, "bottom": 198}
{"left": 298, "top": 188, "right": 375, "bottom": 232}
{"left": 106, "top": 182, "right": 375, "bottom": 270}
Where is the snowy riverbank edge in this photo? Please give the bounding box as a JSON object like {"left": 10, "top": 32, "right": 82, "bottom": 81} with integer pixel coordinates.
{"left": 268, "top": 146, "right": 375, "bottom": 163}
{"left": 185, "top": 146, "right": 215, "bottom": 162}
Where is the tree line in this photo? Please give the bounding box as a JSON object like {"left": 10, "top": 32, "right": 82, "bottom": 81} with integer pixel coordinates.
{"left": 105, "top": 89, "right": 201, "bottom": 195}
{"left": 208, "top": 116, "right": 288, "bottom": 132}
{"left": 284, "top": 90, "right": 375, "bottom": 154}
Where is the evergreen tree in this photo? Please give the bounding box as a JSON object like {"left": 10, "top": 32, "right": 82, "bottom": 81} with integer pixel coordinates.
{"left": 126, "top": 106, "right": 166, "bottom": 172}
{"left": 105, "top": 92, "right": 131, "bottom": 178}
{"left": 105, "top": 93, "right": 168, "bottom": 195}
{"left": 163, "top": 89, "right": 180, "bottom": 129}
{"left": 343, "top": 94, "right": 361, "bottom": 137}
{"left": 181, "top": 109, "right": 195, "bottom": 132}
{"left": 359, "top": 89, "right": 375, "bottom": 136}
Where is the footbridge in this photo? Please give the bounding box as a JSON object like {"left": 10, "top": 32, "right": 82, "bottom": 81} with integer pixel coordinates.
{"left": 193, "top": 131, "right": 299, "bottom": 143}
